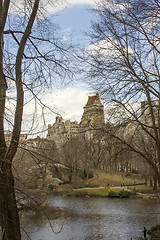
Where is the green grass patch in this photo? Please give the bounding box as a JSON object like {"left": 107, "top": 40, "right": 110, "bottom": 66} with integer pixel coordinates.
{"left": 128, "top": 185, "right": 159, "bottom": 194}
{"left": 50, "top": 187, "right": 132, "bottom": 198}
{"left": 73, "top": 188, "right": 121, "bottom": 197}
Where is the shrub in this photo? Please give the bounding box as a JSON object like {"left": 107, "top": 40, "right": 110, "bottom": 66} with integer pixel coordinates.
{"left": 88, "top": 171, "right": 94, "bottom": 179}
{"left": 131, "top": 169, "right": 139, "bottom": 174}
{"left": 77, "top": 169, "right": 94, "bottom": 179}
{"left": 148, "top": 224, "right": 160, "bottom": 238}
{"left": 77, "top": 169, "right": 86, "bottom": 179}
{"left": 119, "top": 190, "right": 130, "bottom": 198}
{"left": 69, "top": 174, "right": 72, "bottom": 182}
{"left": 50, "top": 166, "right": 62, "bottom": 180}
{"left": 83, "top": 169, "right": 87, "bottom": 179}
{"left": 108, "top": 191, "right": 120, "bottom": 198}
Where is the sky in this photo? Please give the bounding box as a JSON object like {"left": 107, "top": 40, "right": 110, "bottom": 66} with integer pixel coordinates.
{"left": 22, "top": 0, "right": 99, "bottom": 137}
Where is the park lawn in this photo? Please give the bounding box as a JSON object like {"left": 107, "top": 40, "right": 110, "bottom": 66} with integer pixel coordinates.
{"left": 73, "top": 187, "right": 121, "bottom": 197}
{"left": 128, "top": 185, "right": 157, "bottom": 194}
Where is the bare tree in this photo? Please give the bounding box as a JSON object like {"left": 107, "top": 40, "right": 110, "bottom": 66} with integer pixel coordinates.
{"left": 84, "top": 0, "right": 160, "bottom": 185}
{"left": 14, "top": 137, "right": 59, "bottom": 189}
{"left": 62, "top": 136, "right": 83, "bottom": 170}
{"left": 62, "top": 126, "right": 115, "bottom": 171}
{"left": 0, "top": 1, "right": 73, "bottom": 239}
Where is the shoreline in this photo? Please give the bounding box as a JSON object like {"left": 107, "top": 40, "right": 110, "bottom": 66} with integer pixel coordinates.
{"left": 49, "top": 185, "right": 160, "bottom": 199}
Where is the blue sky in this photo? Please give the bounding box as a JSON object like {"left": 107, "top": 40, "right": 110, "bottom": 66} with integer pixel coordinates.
{"left": 6, "top": 1, "right": 106, "bottom": 137}
{"left": 54, "top": 4, "right": 94, "bottom": 45}
{"left": 21, "top": 1, "right": 99, "bottom": 136}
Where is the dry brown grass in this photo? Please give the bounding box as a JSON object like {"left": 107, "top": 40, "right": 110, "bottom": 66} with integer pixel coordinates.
{"left": 87, "top": 170, "right": 145, "bottom": 187}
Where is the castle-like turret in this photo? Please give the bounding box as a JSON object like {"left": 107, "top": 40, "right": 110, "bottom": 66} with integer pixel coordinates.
{"left": 80, "top": 93, "right": 105, "bottom": 128}
{"left": 46, "top": 93, "right": 105, "bottom": 147}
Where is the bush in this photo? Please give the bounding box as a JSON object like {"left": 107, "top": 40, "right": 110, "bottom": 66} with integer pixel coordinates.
{"left": 50, "top": 166, "right": 62, "bottom": 180}
{"left": 108, "top": 191, "right": 120, "bottom": 198}
{"left": 69, "top": 174, "right": 72, "bottom": 182}
{"left": 119, "top": 190, "right": 130, "bottom": 198}
{"left": 148, "top": 224, "right": 160, "bottom": 238}
{"left": 88, "top": 171, "right": 94, "bottom": 179}
{"left": 76, "top": 169, "right": 86, "bottom": 179}
{"left": 77, "top": 169, "right": 94, "bottom": 179}
{"left": 131, "top": 169, "right": 139, "bottom": 174}
{"left": 83, "top": 169, "right": 87, "bottom": 179}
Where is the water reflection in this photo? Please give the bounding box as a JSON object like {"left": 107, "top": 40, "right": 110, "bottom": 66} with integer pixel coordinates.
{"left": 20, "top": 196, "right": 160, "bottom": 240}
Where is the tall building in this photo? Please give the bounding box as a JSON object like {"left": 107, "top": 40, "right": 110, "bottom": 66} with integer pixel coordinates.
{"left": 46, "top": 93, "right": 105, "bottom": 147}
{"left": 47, "top": 116, "right": 79, "bottom": 147}
{"left": 80, "top": 93, "right": 105, "bottom": 128}
{"left": 141, "top": 100, "right": 158, "bottom": 126}
{"left": 5, "top": 133, "right": 27, "bottom": 146}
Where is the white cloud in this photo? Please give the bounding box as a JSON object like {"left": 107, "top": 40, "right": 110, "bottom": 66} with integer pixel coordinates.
{"left": 87, "top": 38, "right": 120, "bottom": 59}
{"left": 49, "top": 0, "right": 96, "bottom": 13}
{"left": 67, "top": 0, "right": 96, "bottom": 6}
{"left": 87, "top": 38, "right": 134, "bottom": 61}
{"left": 43, "top": 87, "right": 92, "bottom": 122}
{"left": 10, "top": 0, "right": 97, "bottom": 16}
{"left": 22, "top": 87, "right": 93, "bottom": 137}
{"left": 5, "top": 85, "right": 93, "bottom": 137}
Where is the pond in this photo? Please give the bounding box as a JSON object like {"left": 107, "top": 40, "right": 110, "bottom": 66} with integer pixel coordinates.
{"left": 20, "top": 195, "right": 160, "bottom": 240}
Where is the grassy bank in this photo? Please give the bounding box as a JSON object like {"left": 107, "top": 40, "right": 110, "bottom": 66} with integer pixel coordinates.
{"left": 50, "top": 184, "right": 160, "bottom": 198}
{"left": 73, "top": 187, "right": 120, "bottom": 197}
{"left": 128, "top": 185, "right": 160, "bottom": 194}
{"left": 52, "top": 186, "right": 132, "bottom": 198}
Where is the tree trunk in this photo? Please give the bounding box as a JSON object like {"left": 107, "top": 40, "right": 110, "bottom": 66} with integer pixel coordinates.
{"left": 0, "top": 1, "right": 40, "bottom": 238}
{"left": 153, "top": 175, "right": 158, "bottom": 190}
{"left": 0, "top": 161, "right": 21, "bottom": 240}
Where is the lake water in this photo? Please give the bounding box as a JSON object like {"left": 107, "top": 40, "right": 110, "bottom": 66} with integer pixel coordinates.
{"left": 20, "top": 195, "right": 160, "bottom": 240}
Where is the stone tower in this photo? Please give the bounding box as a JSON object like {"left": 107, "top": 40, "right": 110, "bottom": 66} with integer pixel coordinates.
{"left": 80, "top": 93, "right": 105, "bottom": 128}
